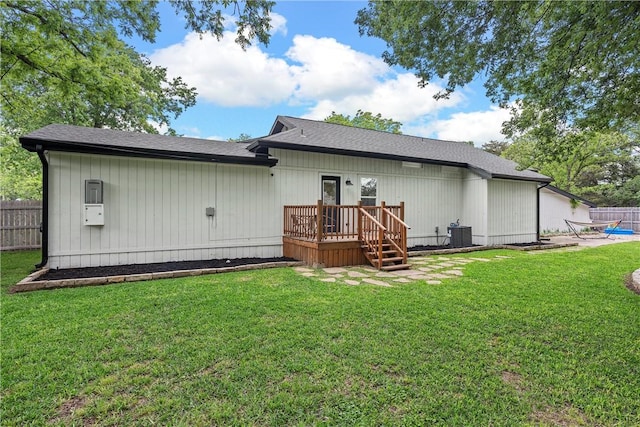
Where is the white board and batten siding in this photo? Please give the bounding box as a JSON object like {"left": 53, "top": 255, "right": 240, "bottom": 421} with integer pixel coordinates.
{"left": 461, "top": 172, "right": 488, "bottom": 245}
{"left": 48, "top": 152, "right": 281, "bottom": 269}
{"left": 486, "top": 179, "right": 538, "bottom": 244}
{"left": 275, "top": 150, "right": 539, "bottom": 247}
{"left": 272, "top": 149, "right": 467, "bottom": 247}
{"left": 47, "top": 148, "right": 542, "bottom": 268}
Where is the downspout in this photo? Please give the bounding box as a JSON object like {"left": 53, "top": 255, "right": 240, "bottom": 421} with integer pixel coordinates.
{"left": 35, "top": 145, "right": 48, "bottom": 269}
{"left": 536, "top": 182, "right": 550, "bottom": 242}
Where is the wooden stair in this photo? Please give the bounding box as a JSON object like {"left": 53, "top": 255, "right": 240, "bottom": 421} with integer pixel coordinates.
{"left": 362, "top": 241, "right": 410, "bottom": 272}
{"left": 358, "top": 202, "right": 410, "bottom": 272}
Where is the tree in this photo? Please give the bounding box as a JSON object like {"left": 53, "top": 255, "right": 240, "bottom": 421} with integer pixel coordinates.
{"left": 0, "top": 127, "right": 41, "bottom": 200}
{"left": 324, "top": 110, "right": 402, "bottom": 134}
{"left": 503, "top": 130, "right": 638, "bottom": 205}
{"left": 0, "top": 0, "right": 273, "bottom": 199}
{"left": 228, "top": 133, "right": 253, "bottom": 142}
{"left": 481, "top": 140, "right": 510, "bottom": 156}
{"left": 356, "top": 1, "right": 640, "bottom": 136}
{"left": 1, "top": 0, "right": 274, "bottom": 135}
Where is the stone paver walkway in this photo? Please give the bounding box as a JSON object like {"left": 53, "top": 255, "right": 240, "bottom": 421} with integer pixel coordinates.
{"left": 293, "top": 255, "right": 513, "bottom": 287}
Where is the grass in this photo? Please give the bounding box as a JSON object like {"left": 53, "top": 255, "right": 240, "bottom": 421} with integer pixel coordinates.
{"left": 1, "top": 244, "right": 639, "bottom": 426}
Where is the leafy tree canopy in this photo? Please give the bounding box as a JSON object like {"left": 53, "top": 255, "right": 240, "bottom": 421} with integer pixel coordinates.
{"left": 356, "top": 1, "right": 640, "bottom": 137}
{"left": 481, "top": 140, "right": 510, "bottom": 156}
{"left": 324, "top": 110, "right": 402, "bottom": 134}
{"left": 1, "top": 0, "right": 274, "bottom": 136}
{"left": 228, "top": 133, "right": 253, "bottom": 142}
{"left": 0, "top": 0, "right": 273, "bottom": 199}
{"left": 0, "top": 127, "right": 41, "bottom": 200}
{"left": 503, "top": 130, "right": 639, "bottom": 206}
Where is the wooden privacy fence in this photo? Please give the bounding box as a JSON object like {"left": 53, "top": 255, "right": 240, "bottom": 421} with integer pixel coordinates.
{"left": 590, "top": 207, "right": 639, "bottom": 232}
{"left": 1, "top": 200, "right": 42, "bottom": 250}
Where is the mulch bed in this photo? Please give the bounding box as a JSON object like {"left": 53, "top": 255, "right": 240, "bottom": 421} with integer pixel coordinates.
{"left": 501, "top": 242, "right": 553, "bottom": 247}
{"left": 408, "top": 245, "right": 451, "bottom": 251}
{"left": 408, "top": 244, "right": 484, "bottom": 251}
{"left": 41, "top": 257, "right": 296, "bottom": 281}
{"left": 409, "top": 242, "right": 552, "bottom": 252}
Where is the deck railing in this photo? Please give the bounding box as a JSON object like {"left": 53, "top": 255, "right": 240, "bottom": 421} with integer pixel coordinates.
{"left": 283, "top": 200, "right": 404, "bottom": 242}
{"left": 284, "top": 201, "right": 360, "bottom": 242}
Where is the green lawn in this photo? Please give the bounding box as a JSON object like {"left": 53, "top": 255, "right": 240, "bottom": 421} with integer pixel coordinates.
{"left": 2, "top": 244, "right": 639, "bottom": 426}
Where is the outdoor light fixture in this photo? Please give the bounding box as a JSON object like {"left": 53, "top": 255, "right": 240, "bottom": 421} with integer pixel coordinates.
{"left": 345, "top": 178, "right": 353, "bottom": 186}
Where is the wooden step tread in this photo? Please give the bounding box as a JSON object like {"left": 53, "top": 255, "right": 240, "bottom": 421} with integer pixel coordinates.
{"left": 380, "top": 263, "right": 411, "bottom": 271}
{"left": 373, "top": 256, "right": 405, "bottom": 265}
{"left": 361, "top": 243, "right": 391, "bottom": 249}
{"left": 366, "top": 250, "right": 397, "bottom": 256}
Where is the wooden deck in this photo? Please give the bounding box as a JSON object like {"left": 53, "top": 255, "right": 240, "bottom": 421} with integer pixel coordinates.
{"left": 282, "top": 236, "right": 367, "bottom": 268}
{"left": 283, "top": 201, "right": 409, "bottom": 269}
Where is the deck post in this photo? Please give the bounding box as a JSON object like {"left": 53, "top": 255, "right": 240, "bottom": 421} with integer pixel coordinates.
{"left": 377, "top": 224, "right": 384, "bottom": 269}
{"left": 381, "top": 200, "right": 387, "bottom": 229}
{"left": 316, "top": 199, "right": 323, "bottom": 243}
{"left": 400, "top": 201, "right": 406, "bottom": 263}
{"left": 357, "top": 200, "right": 363, "bottom": 242}
{"left": 379, "top": 200, "right": 386, "bottom": 268}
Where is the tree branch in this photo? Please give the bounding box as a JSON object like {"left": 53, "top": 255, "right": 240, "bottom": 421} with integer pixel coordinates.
{"left": 5, "top": 2, "right": 88, "bottom": 58}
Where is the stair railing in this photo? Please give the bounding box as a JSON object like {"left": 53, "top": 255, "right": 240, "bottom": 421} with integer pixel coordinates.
{"left": 381, "top": 201, "right": 410, "bottom": 265}
{"left": 358, "top": 202, "right": 387, "bottom": 267}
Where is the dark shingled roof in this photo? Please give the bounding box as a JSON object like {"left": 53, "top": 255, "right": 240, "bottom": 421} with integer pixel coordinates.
{"left": 20, "top": 124, "right": 277, "bottom": 167}
{"left": 545, "top": 185, "right": 597, "bottom": 207}
{"left": 250, "top": 116, "right": 551, "bottom": 183}
{"left": 21, "top": 118, "right": 552, "bottom": 183}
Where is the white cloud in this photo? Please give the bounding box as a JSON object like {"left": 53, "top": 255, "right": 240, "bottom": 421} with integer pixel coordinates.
{"left": 148, "top": 120, "right": 169, "bottom": 134}
{"left": 419, "top": 106, "right": 512, "bottom": 145}
{"left": 151, "top": 31, "right": 468, "bottom": 128}
{"left": 151, "top": 32, "right": 295, "bottom": 107}
{"left": 268, "top": 12, "right": 287, "bottom": 36}
{"left": 302, "top": 73, "right": 464, "bottom": 123}
{"left": 204, "top": 135, "right": 227, "bottom": 141}
{"left": 286, "top": 35, "right": 389, "bottom": 100}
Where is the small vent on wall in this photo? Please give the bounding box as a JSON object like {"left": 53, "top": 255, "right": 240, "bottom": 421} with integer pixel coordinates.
{"left": 402, "top": 161, "right": 422, "bottom": 169}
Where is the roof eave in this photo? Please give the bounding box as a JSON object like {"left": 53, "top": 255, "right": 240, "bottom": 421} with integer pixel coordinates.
{"left": 545, "top": 185, "right": 596, "bottom": 207}
{"left": 20, "top": 137, "right": 277, "bottom": 167}
{"left": 255, "top": 140, "right": 469, "bottom": 169}
{"left": 491, "top": 173, "right": 553, "bottom": 183}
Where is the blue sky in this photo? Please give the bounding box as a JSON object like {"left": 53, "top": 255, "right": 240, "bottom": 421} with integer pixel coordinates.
{"left": 131, "top": 1, "right": 510, "bottom": 145}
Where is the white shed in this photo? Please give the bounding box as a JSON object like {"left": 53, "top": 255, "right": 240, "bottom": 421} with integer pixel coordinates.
{"left": 539, "top": 185, "right": 596, "bottom": 233}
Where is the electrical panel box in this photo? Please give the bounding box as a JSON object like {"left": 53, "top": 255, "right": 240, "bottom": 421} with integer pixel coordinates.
{"left": 448, "top": 226, "right": 472, "bottom": 248}
{"left": 84, "top": 180, "right": 104, "bottom": 225}
{"left": 85, "top": 180, "right": 103, "bottom": 204}
{"left": 84, "top": 204, "right": 104, "bottom": 226}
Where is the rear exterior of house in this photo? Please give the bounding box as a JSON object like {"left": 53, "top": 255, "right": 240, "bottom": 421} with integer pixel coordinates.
{"left": 21, "top": 116, "right": 550, "bottom": 270}
{"left": 271, "top": 148, "right": 540, "bottom": 247}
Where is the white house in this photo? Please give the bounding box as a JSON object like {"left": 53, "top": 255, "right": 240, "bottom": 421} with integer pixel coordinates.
{"left": 539, "top": 185, "right": 596, "bottom": 233}
{"left": 21, "top": 116, "right": 551, "bottom": 270}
